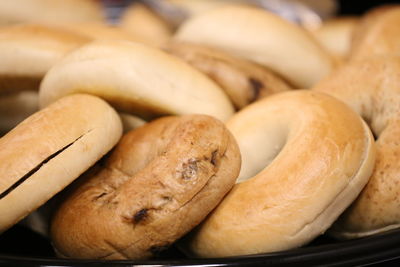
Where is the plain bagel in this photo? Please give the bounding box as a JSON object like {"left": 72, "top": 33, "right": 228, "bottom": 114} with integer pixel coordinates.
{"left": 0, "top": 24, "right": 90, "bottom": 94}
{"left": 183, "top": 90, "right": 375, "bottom": 257}
{"left": 50, "top": 114, "right": 241, "bottom": 260}
{"left": 0, "top": 94, "right": 122, "bottom": 233}
{"left": 174, "top": 5, "right": 334, "bottom": 88}
{"left": 39, "top": 40, "right": 235, "bottom": 121}
{"left": 314, "top": 56, "right": 400, "bottom": 239}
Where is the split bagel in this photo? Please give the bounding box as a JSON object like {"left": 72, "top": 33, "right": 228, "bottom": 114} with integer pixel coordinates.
{"left": 50, "top": 114, "right": 241, "bottom": 260}
{"left": 0, "top": 94, "right": 122, "bottom": 233}
{"left": 39, "top": 40, "right": 234, "bottom": 121}
{"left": 184, "top": 90, "right": 375, "bottom": 257}
{"left": 174, "top": 5, "right": 334, "bottom": 88}
{"left": 314, "top": 56, "right": 400, "bottom": 239}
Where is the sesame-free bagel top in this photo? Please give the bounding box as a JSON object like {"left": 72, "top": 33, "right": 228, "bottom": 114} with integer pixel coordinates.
{"left": 50, "top": 114, "right": 241, "bottom": 260}
{"left": 39, "top": 40, "right": 235, "bottom": 121}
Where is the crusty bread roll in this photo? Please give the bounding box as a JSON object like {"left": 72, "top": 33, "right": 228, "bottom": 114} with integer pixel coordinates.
{"left": 314, "top": 56, "right": 400, "bottom": 239}
{"left": 51, "top": 114, "right": 241, "bottom": 260}
{"left": 184, "top": 90, "right": 375, "bottom": 257}
{"left": 350, "top": 6, "right": 400, "bottom": 60}
{"left": 0, "top": 94, "right": 122, "bottom": 233}
{"left": 0, "top": 91, "right": 38, "bottom": 135}
{"left": 174, "top": 5, "right": 334, "bottom": 88}
{"left": 0, "top": 0, "right": 104, "bottom": 26}
{"left": 39, "top": 40, "right": 235, "bottom": 121}
{"left": 165, "top": 42, "right": 291, "bottom": 109}
{"left": 119, "top": 3, "right": 173, "bottom": 47}
{"left": 0, "top": 24, "right": 90, "bottom": 94}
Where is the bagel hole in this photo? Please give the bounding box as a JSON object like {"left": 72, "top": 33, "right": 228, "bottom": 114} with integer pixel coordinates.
{"left": 236, "top": 125, "right": 288, "bottom": 183}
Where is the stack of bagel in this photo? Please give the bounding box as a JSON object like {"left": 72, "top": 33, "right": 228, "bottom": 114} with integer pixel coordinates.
{"left": 0, "top": 0, "right": 398, "bottom": 261}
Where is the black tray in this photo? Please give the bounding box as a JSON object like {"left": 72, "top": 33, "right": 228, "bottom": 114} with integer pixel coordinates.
{"left": 1, "top": 224, "right": 400, "bottom": 266}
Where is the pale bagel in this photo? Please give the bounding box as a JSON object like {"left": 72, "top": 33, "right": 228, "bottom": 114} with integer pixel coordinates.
{"left": 39, "top": 40, "right": 235, "bottom": 121}
{"left": 165, "top": 42, "right": 291, "bottom": 109}
{"left": 50, "top": 115, "right": 241, "bottom": 260}
{"left": 314, "top": 56, "right": 400, "bottom": 239}
{"left": 0, "top": 24, "right": 90, "bottom": 94}
{"left": 184, "top": 90, "right": 375, "bottom": 257}
{"left": 0, "top": 0, "right": 104, "bottom": 26}
{"left": 174, "top": 5, "right": 334, "bottom": 88}
{"left": 0, "top": 94, "right": 122, "bottom": 233}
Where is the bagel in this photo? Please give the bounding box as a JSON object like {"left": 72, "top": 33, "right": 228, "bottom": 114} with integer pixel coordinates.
{"left": 119, "top": 3, "right": 173, "bottom": 47}
{"left": 174, "top": 5, "right": 334, "bottom": 88}
{"left": 350, "top": 6, "right": 400, "bottom": 60}
{"left": 39, "top": 40, "right": 235, "bottom": 121}
{"left": 0, "top": 24, "right": 90, "bottom": 94}
{"left": 314, "top": 56, "right": 400, "bottom": 239}
{"left": 50, "top": 114, "right": 241, "bottom": 260}
{"left": 0, "top": 0, "right": 104, "bottom": 26}
{"left": 0, "top": 91, "right": 38, "bottom": 135}
{"left": 165, "top": 42, "right": 291, "bottom": 109}
{"left": 0, "top": 94, "right": 122, "bottom": 233}
{"left": 183, "top": 90, "right": 375, "bottom": 257}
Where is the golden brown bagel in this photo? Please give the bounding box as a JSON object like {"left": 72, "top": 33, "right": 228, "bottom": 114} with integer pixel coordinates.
{"left": 165, "top": 42, "right": 291, "bottom": 109}
{"left": 174, "top": 5, "right": 334, "bottom": 88}
{"left": 0, "top": 24, "right": 90, "bottom": 94}
{"left": 314, "top": 56, "right": 400, "bottom": 239}
{"left": 50, "top": 114, "right": 241, "bottom": 260}
{"left": 184, "top": 90, "right": 375, "bottom": 257}
{"left": 39, "top": 40, "right": 234, "bottom": 121}
{"left": 0, "top": 94, "right": 122, "bottom": 233}
{"left": 0, "top": 0, "right": 104, "bottom": 26}
{"left": 350, "top": 6, "right": 400, "bottom": 60}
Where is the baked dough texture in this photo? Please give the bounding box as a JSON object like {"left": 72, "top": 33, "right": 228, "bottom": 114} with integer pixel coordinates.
{"left": 0, "top": 94, "right": 122, "bottom": 233}
{"left": 184, "top": 90, "right": 375, "bottom": 257}
{"left": 39, "top": 40, "right": 234, "bottom": 121}
{"left": 50, "top": 114, "right": 241, "bottom": 260}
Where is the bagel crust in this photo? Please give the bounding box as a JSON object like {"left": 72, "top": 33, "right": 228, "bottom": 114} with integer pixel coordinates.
{"left": 184, "top": 90, "right": 375, "bottom": 257}
{"left": 39, "top": 40, "right": 234, "bottom": 121}
{"left": 0, "top": 94, "right": 122, "bottom": 233}
{"left": 314, "top": 57, "right": 400, "bottom": 238}
{"left": 50, "top": 115, "right": 241, "bottom": 260}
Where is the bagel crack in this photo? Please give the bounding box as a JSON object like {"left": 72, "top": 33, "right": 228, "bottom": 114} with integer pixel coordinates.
{"left": 0, "top": 134, "right": 86, "bottom": 200}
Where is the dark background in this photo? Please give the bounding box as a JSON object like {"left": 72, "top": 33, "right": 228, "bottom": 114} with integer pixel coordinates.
{"left": 338, "top": 0, "right": 400, "bottom": 14}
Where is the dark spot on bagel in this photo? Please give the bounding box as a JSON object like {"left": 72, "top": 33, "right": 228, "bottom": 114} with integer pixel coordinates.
{"left": 211, "top": 150, "right": 219, "bottom": 166}
{"left": 149, "top": 243, "right": 170, "bottom": 255}
{"left": 93, "top": 192, "right": 107, "bottom": 201}
{"left": 249, "top": 77, "right": 264, "bottom": 102}
{"left": 181, "top": 159, "right": 198, "bottom": 180}
{"left": 133, "top": 208, "right": 148, "bottom": 224}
